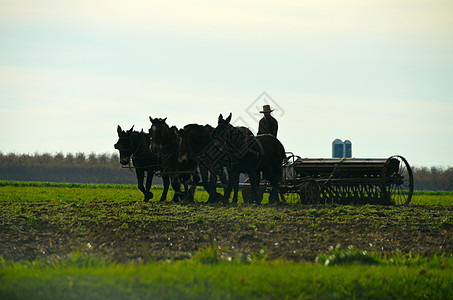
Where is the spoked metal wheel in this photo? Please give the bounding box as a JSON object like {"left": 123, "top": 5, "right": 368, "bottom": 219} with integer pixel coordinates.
{"left": 241, "top": 184, "right": 264, "bottom": 204}
{"left": 241, "top": 184, "right": 251, "bottom": 203}
{"left": 299, "top": 180, "right": 320, "bottom": 204}
{"left": 279, "top": 189, "right": 300, "bottom": 204}
{"left": 382, "top": 155, "right": 413, "bottom": 206}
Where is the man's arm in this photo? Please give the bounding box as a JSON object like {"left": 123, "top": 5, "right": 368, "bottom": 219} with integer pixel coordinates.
{"left": 258, "top": 118, "right": 266, "bottom": 135}
{"left": 268, "top": 117, "right": 278, "bottom": 137}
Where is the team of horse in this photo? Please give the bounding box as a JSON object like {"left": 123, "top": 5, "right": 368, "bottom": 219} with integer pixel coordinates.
{"left": 114, "top": 113, "right": 286, "bottom": 204}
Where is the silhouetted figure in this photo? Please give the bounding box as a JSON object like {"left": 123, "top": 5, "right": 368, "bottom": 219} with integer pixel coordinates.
{"left": 257, "top": 105, "right": 278, "bottom": 137}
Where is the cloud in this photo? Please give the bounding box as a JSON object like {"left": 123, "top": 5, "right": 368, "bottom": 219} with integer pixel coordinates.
{"left": 2, "top": 0, "right": 452, "bottom": 41}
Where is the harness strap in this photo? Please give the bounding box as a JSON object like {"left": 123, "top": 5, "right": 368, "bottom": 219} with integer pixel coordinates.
{"left": 248, "top": 136, "right": 265, "bottom": 158}
{"left": 160, "top": 143, "right": 177, "bottom": 164}
{"left": 130, "top": 137, "right": 145, "bottom": 159}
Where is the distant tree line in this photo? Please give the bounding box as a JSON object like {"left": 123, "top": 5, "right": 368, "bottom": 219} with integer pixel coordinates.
{"left": 0, "top": 152, "right": 452, "bottom": 190}
{"left": 0, "top": 152, "right": 154, "bottom": 185}
{"left": 413, "top": 166, "right": 453, "bottom": 191}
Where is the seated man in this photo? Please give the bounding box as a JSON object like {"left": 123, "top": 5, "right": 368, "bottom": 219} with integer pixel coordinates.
{"left": 257, "top": 105, "right": 278, "bottom": 137}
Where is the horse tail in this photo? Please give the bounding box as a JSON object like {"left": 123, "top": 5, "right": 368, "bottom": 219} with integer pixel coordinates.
{"left": 277, "top": 138, "right": 286, "bottom": 161}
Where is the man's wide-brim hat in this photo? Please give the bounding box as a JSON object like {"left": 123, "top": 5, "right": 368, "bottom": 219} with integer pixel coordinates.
{"left": 260, "top": 104, "right": 274, "bottom": 113}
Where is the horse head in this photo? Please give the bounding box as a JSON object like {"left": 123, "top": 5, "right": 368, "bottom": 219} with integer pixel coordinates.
{"left": 114, "top": 125, "right": 135, "bottom": 165}
{"left": 175, "top": 127, "right": 190, "bottom": 162}
{"left": 212, "top": 113, "right": 232, "bottom": 147}
{"left": 148, "top": 116, "right": 170, "bottom": 152}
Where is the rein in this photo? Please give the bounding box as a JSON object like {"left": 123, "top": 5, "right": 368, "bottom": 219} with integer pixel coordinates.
{"left": 321, "top": 157, "right": 346, "bottom": 187}
{"left": 130, "top": 139, "right": 144, "bottom": 158}
{"left": 224, "top": 125, "right": 263, "bottom": 159}
{"left": 121, "top": 163, "right": 162, "bottom": 170}
{"left": 248, "top": 136, "right": 265, "bottom": 158}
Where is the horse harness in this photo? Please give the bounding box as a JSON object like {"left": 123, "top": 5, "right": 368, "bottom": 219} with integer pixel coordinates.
{"left": 247, "top": 136, "right": 265, "bottom": 159}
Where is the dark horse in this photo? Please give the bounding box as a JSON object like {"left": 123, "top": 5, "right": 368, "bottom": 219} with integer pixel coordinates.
{"left": 212, "top": 113, "right": 286, "bottom": 204}
{"left": 176, "top": 123, "right": 229, "bottom": 203}
{"left": 149, "top": 117, "right": 198, "bottom": 202}
{"left": 114, "top": 125, "right": 170, "bottom": 202}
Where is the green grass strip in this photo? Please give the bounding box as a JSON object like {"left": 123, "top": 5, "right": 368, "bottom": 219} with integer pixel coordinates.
{"left": 1, "top": 253, "right": 452, "bottom": 300}
{"left": 0, "top": 180, "right": 139, "bottom": 189}
{"left": 2, "top": 180, "right": 453, "bottom": 205}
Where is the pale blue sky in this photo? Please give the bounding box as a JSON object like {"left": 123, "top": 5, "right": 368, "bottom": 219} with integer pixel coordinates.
{"left": 1, "top": 0, "right": 452, "bottom": 167}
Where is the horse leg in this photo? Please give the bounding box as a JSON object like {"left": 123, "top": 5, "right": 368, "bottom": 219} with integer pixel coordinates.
{"left": 230, "top": 172, "right": 240, "bottom": 204}
{"left": 144, "top": 169, "right": 154, "bottom": 202}
{"left": 160, "top": 174, "right": 170, "bottom": 202}
{"left": 199, "top": 165, "right": 210, "bottom": 199}
{"left": 180, "top": 174, "right": 195, "bottom": 203}
{"left": 274, "top": 159, "right": 283, "bottom": 203}
{"left": 223, "top": 172, "right": 234, "bottom": 204}
{"left": 209, "top": 173, "right": 222, "bottom": 202}
{"left": 249, "top": 172, "right": 260, "bottom": 204}
{"left": 184, "top": 181, "right": 195, "bottom": 202}
{"left": 183, "top": 182, "right": 189, "bottom": 201}
{"left": 265, "top": 160, "right": 282, "bottom": 204}
{"left": 200, "top": 165, "right": 218, "bottom": 203}
{"left": 215, "top": 166, "right": 228, "bottom": 202}
{"left": 232, "top": 175, "right": 240, "bottom": 204}
{"left": 170, "top": 176, "right": 183, "bottom": 202}
{"left": 268, "top": 180, "right": 279, "bottom": 203}
{"left": 135, "top": 169, "right": 148, "bottom": 201}
{"left": 188, "top": 171, "right": 198, "bottom": 202}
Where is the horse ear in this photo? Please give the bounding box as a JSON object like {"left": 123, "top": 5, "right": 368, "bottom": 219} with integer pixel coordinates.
{"left": 149, "top": 116, "right": 153, "bottom": 123}
{"left": 117, "top": 125, "right": 122, "bottom": 135}
{"left": 163, "top": 117, "right": 167, "bottom": 122}
{"left": 129, "top": 125, "right": 135, "bottom": 132}
{"left": 218, "top": 114, "right": 224, "bottom": 124}
{"left": 225, "top": 113, "right": 232, "bottom": 124}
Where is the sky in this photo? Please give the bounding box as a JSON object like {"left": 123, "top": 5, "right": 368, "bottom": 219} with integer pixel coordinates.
{"left": 0, "top": 0, "right": 452, "bottom": 168}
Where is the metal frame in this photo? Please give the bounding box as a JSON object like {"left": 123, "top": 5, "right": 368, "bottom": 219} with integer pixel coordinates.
{"left": 243, "top": 153, "right": 414, "bottom": 206}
